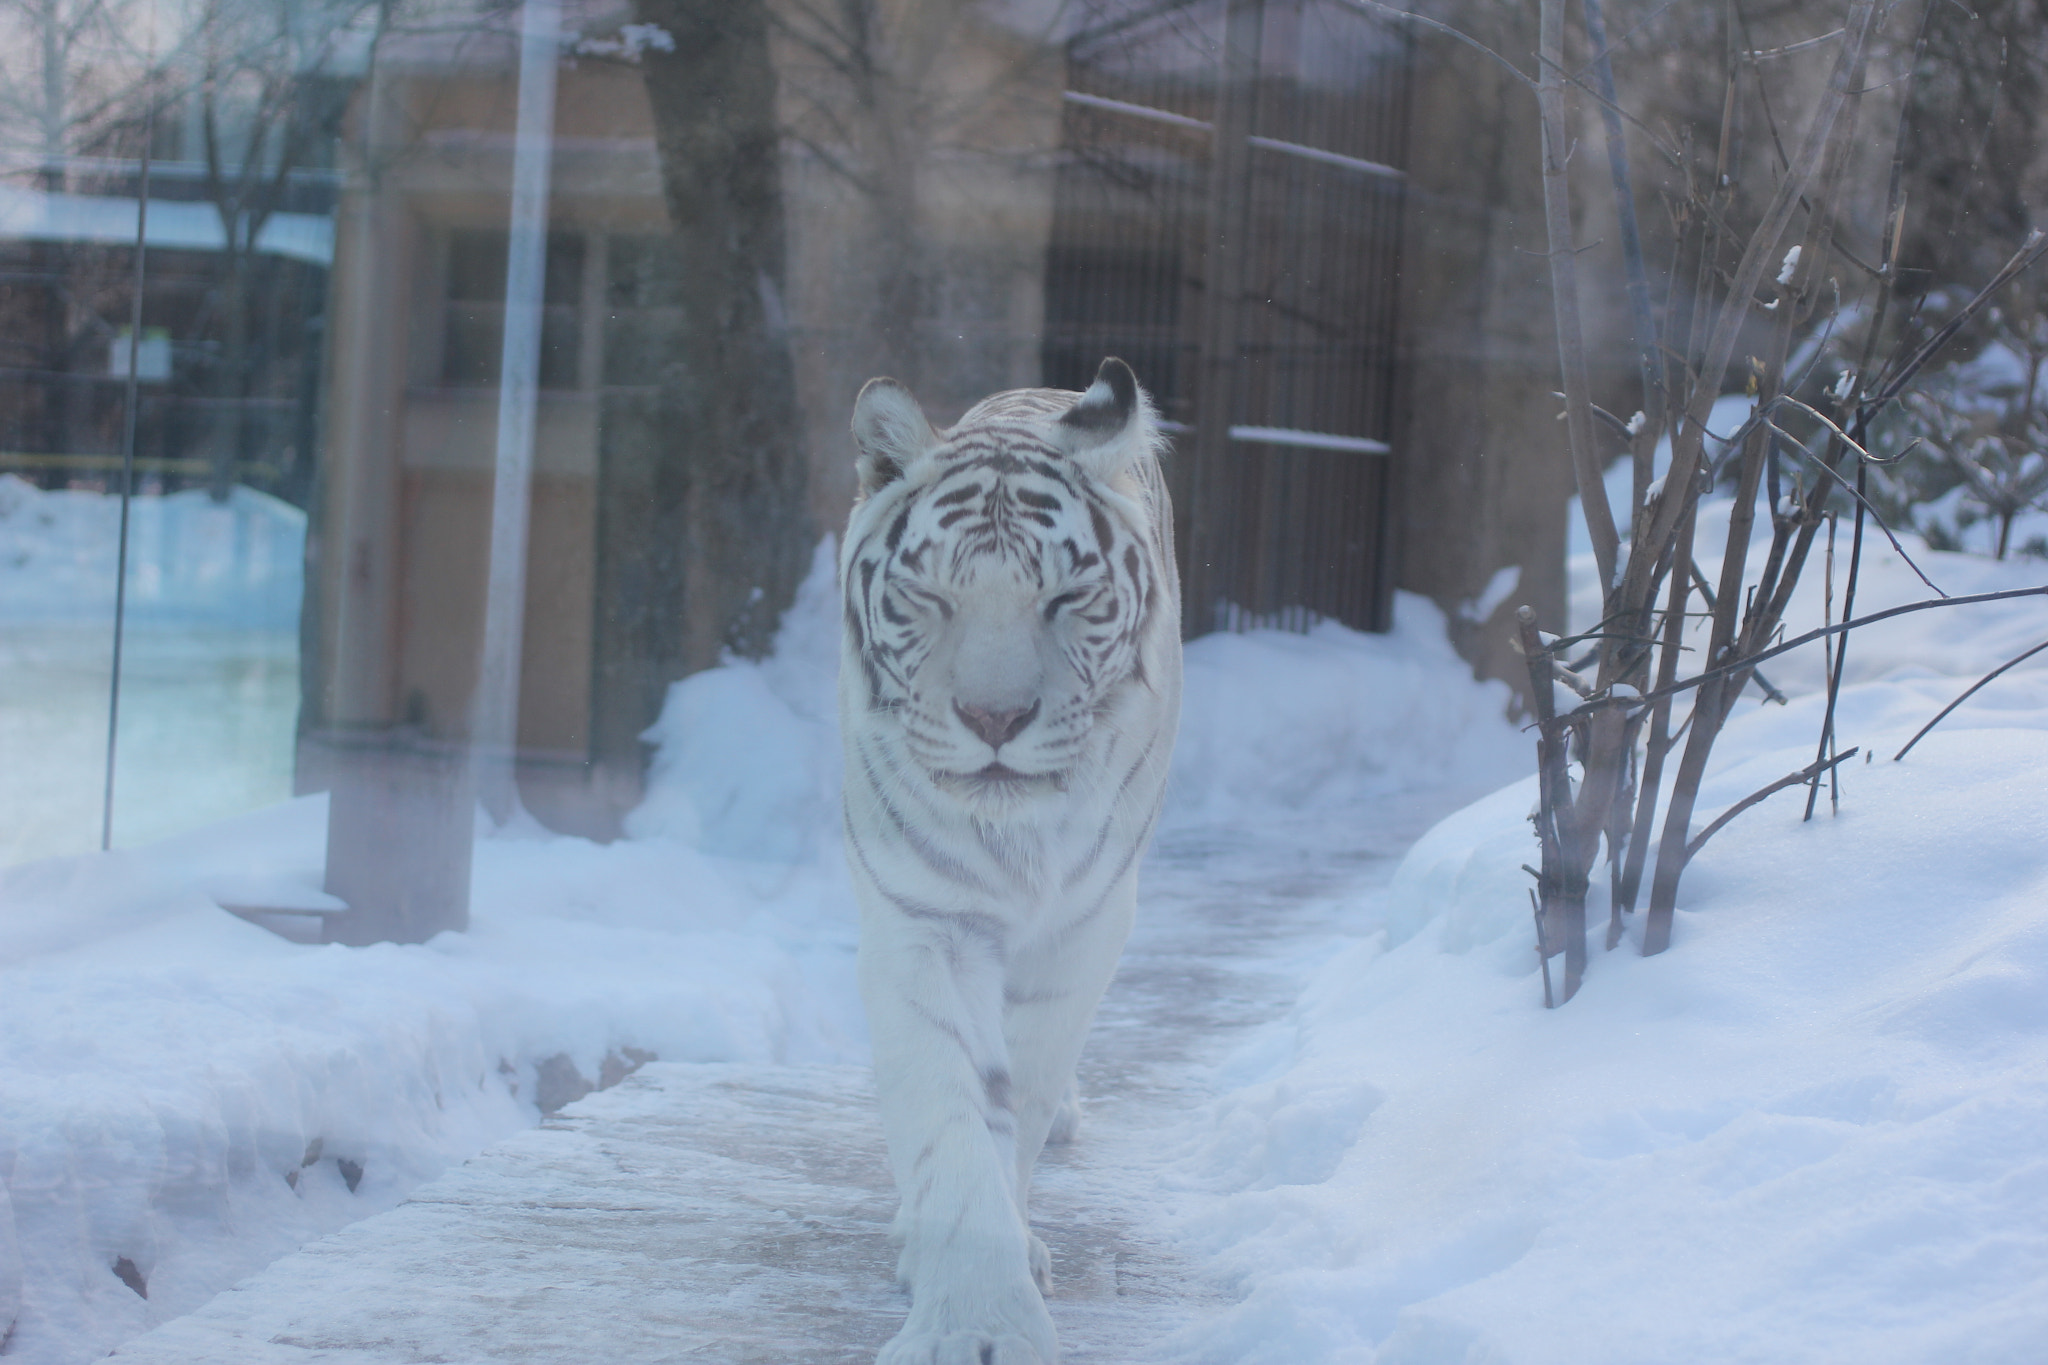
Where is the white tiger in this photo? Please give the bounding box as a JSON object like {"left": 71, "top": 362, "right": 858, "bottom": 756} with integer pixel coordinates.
{"left": 839, "top": 357, "right": 1182, "bottom": 1364}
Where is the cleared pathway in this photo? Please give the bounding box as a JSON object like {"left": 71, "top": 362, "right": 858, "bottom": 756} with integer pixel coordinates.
{"left": 108, "top": 794, "right": 1455, "bottom": 1363}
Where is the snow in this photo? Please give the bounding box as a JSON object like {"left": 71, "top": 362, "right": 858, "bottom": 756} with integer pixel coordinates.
{"left": 1777, "top": 243, "right": 1802, "bottom": 285}
{"left": 1161, "top": 710, "right": 2048, "bottom": 1363}
{"left": 1155, "top": 476, "right": 2048, "bottom": 1362}
{"left": 1167, "top": 597, "right": 1522, "bottom": 824}
{"left": 0, "top": 475, "right": 304, "bottom": 631}
{"left": 0, "top": 547, "right": 875, "bottom": 1361}
{"left": 0, "top": 488, "right": 1525, "bottom": 1362}
{"left": 1912, "top": 480, "right": 2048, "bottom": 562}
{"left": 0, "top": 184, "right": 333, "bottom": 266}
{"left": 0, "top": 476, "right": 306, "bottom": 865}
{"left": 1456, "top": 564, "right": 1522, "bottom": 625}
{"left": 7, "top": 450, "right": 2048, "bottom": 1361}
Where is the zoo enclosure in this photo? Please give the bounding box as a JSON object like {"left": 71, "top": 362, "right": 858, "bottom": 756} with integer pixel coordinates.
{"left": 1042, "top": 0, "right": 1411, "bottom": 635}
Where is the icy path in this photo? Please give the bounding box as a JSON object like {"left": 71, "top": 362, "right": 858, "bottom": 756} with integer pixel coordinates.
{"left": 104, "top": 794, "right": 1462, "bottom": 1364}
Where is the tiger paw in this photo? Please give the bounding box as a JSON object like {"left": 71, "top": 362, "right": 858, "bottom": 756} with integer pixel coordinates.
{"left": 1027, "top": 1231, "right": 1055, "bottom": 1294}
{"left": 878, "top": 1277, "right": 1057, "bottom": 1365}
{"left": 876, "top": 1329, "right": 1051, "bottom": 1365}
{"left": 1045, "top": 1084, "right": 1082, "bottom": 1146}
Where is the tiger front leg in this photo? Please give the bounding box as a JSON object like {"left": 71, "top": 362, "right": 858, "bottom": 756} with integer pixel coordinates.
{"left": 859, "top": 918, "right": 1060, "bottom": 1365}
{"left": 1002, "top": 873, "right": 1142, "bottom": 1293}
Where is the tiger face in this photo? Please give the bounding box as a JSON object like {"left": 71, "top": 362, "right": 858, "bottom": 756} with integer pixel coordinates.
{"left": 841, "top": 360, "right": 1168, "bottom": 810}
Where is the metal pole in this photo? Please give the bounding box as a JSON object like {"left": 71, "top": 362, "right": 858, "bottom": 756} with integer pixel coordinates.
{"left": 1186, "top": 0, "right": 1263, "bottom": 638}
{"left": 102, "top": 90, "right": 156, "bottom": 850}
{"left": 472, "top": 0, "right": 560, "bottom": 823}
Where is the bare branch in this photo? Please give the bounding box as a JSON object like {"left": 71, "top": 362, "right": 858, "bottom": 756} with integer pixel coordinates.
{"left": 1550, "top": 393, "right": 1637, "bottom": 442}
{"left": 1685, "top": 560, "right": 1787, "bottom": 703}
{"left": 1870, "top": 230, "right": 2048, "bottom": 411}
{"left": 1775, "top": 394, "right": 1874, "bottom": 462}
{"left": 1766, "top": 419, "right": 1948, "bottom": 597}
{"left": 1547, "top": 58, "right": 1688, "bottom": 170}
{"left": 1748, "top": 29, "right": 1845, "bottom": 60}
{"left": 1335, "top": 0, "right": 1535, "bottom": 88}
{"left": 1625, "top": 0, "right": 1881, "bottom": 615}
{"left": 1615, "top": 585, "right": 2048, "bottom": 713}
{"left": 1686, "top": 747, "right": 1860, "bottom": 860}
{"left": 1553, "top": 660, "right": 1596, "bottom": 699}
{"left": 1894, "top": 638, "right": 2048, "bottom": 762}
{"left": 1531, "top": 889, "right": 1556, "bottom": 1009}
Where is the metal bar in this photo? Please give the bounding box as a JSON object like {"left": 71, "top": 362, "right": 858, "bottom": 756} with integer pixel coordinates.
{"left": 1229, "top": 424, "right": 1390, "bottom": 454}
{"left": 0, "top": 451, "right": 278, "bottom": 475}
{"left": 1369, "top": 23, "right": 1414, "bottom": 634}
{"left": 1187, "top": 0, "right": 1265, "bottom": 637}
{"left": 1247, "top": 135, "right": 1404, "bottom": 180}
{"left": 0, "top": 151, "right": 344, "bottom": 185}
{"left": 1060, "top": 93, "right": 1406, "bottom": 180}
{"left": 103, "top": 88, "right": 154, "bottom": 852}
{"left": 1061, "top": 89, "right": 1211, "bottom": 134}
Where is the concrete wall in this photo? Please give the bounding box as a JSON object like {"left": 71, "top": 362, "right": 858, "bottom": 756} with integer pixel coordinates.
{"left": 303, "top": 11, "right": 1067, "bottom": 833}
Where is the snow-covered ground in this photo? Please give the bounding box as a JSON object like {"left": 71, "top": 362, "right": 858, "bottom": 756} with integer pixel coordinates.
{"left": 1153, "top": 469, "right": 2048, "bottom": 1362}
{"left": 0, "top": 476, "right": 304, "bottom": 865}
{"left": 5, "top": 458, "right": 2047, "bottom": 1363}
{"left": 0, "top": 508, "right": 1526, "bottom": 1363}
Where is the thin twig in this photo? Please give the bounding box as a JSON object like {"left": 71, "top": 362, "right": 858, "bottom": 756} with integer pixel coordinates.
{"left": 1687, "top": 561, "right": 1787, "bottom": 703}
{"left": 1553, "top": 661, "right": 1596, "bottom": 699}
{"left": 1807, "top": 451, "right": 1869, "bottom": 821}
{"left": 1564, "top": 0, "right": 1688, "bottom": 82}
{"left": 1532, "top": 889, "right": 1556, "bottom": 1009}
{"left": 1335, "top": 0, "right": 1535, "bottom": 87}
{"left": 1687, "top": 748, "right": 1860, "bottom": 860}
{"left": 1733, "top": 0, "right": 1795, "bottom": 175}
{"left": 1609, "top": 585, "right": 2048, "bottom": 713}
{"left": 1748, "top": 28, "right": 1844, "bottom": 60}
{"left": 1775, "top": 394, "right": 1876, "bottom": 463}
{"left": 1894, "top": 638, "right": 2048, "bottom": 762}
{"left": 1766, "top": 419, "right": 1948, "bottom": 597}
{"left": 1624, "top": 0, "right": 1881, "bottom": 620}
{"left": 1821, "top": 513, "right": 1837, "bottom": 725}
{"left": 1544, "top": 608, "right": 1647, "bottom": 653}
{"left": 1785, "top": 277, "right": 1846, "bottom": 399}
{"left": 1869, "top": 229, "right": 2048, "bottom": 411}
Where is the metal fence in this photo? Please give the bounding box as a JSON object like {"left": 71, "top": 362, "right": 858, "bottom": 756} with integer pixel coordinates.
{"left": 1042, "top": 0, "right": 1409, "bottom": 635}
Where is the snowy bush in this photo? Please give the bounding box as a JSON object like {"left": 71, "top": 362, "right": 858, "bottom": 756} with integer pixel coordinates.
{"left": 1869, "top": 310, "right": 2048, "bottom": 560}
{"left": 1507, "top": 0, "right": 2048, "bottom": 1006}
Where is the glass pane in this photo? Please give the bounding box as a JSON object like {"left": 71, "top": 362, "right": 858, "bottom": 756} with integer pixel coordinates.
{"left": 440, "top": 228, "right": 585, "bottom": 388}
{"left": 0, "top": 479, "right": 118, "bottom": 865}
{"left": 0, "top": 0, "right": 1425, "bottom": 871}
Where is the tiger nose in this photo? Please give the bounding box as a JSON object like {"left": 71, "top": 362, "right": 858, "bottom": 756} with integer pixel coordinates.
{"left": 955, "top": 699, "right": 1040, "bottom": 749}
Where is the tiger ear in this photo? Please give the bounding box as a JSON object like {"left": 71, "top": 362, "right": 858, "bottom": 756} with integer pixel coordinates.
{"left": 852, "top": 377, "right": 937, "bottom": 495}
{"left": 1054, "top": 357, "right": 1154, "bottom": 480}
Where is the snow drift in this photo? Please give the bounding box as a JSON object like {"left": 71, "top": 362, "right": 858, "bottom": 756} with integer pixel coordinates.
{"left": 1166, "top": 524, "right": 2048, "bottom": 1365}
{"left": 0, "top": 476, "right": 305, "bottom": 866}
{"left": 0, "top": 474, "right": 304, "bottom": 632}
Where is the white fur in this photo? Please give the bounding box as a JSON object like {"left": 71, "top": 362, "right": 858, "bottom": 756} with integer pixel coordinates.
{"left": 840, "top": 362, "right": 1181, "bottom": 1364}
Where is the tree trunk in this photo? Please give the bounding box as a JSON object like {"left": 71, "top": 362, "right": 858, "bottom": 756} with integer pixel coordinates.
{"left": 212, "top": 253, "right": 249, "bottom": 501}
{"left": 592, "top": 0, "right": 815, "bottom": 786}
